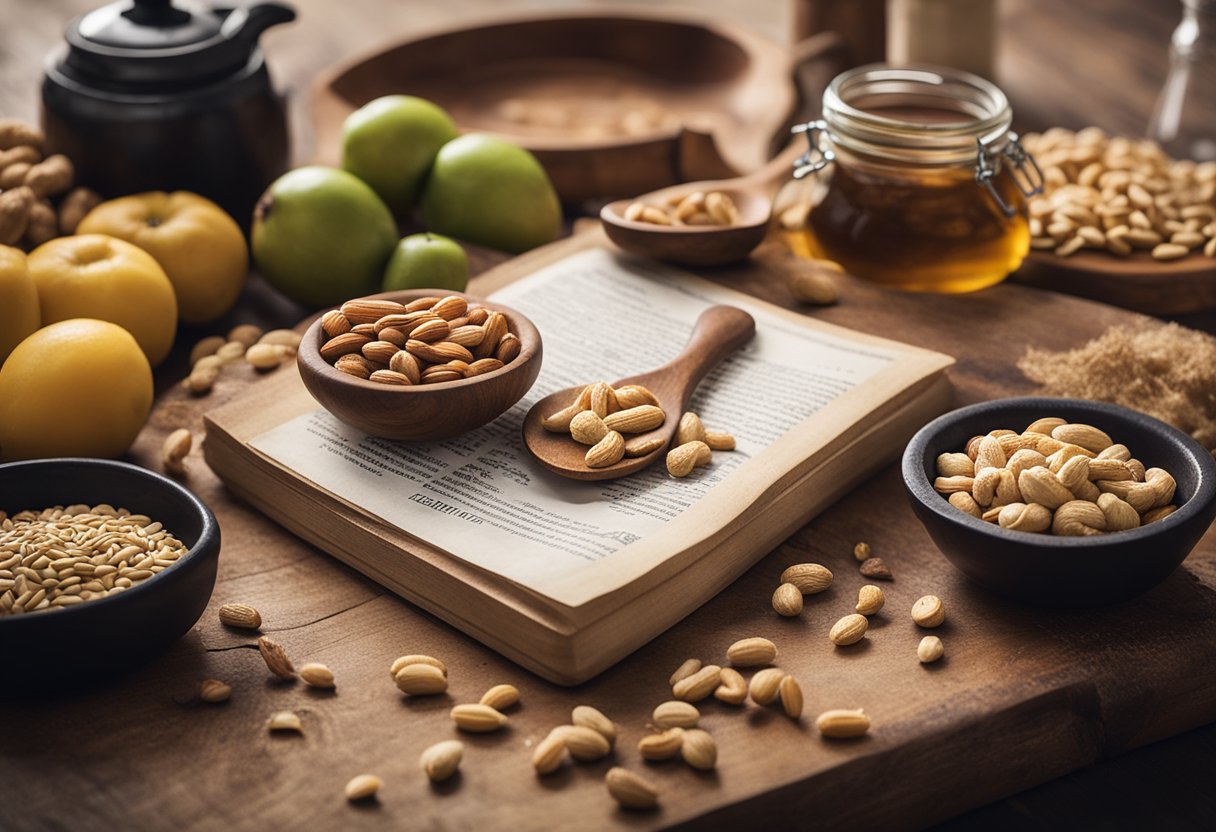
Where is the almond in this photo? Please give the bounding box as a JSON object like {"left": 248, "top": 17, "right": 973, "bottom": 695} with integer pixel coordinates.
{"left": 340, "top": 298, "right": 405, "bottom": 325}
{"left": 532, "top": 731, "right": 568, "bottom": 774}
{"left": 605, "top": 767, "right": 659, "bottom": 810}
{"left": 430, "top": 296, "right": 468, "bottom": 321}
{"left": 571, "top": 705, "right": 617, "bottom": 745}
{"left": 474, "top": 312, "right": 508, "bottom": 359}
{"left": 369, "top": 369, "right": 411, "bottom": 385}
{"left": 447, "top": 325, "right": 486, "bottom": 347}
{"left": 772, "top": 582, "right": 803, "bottom": 616}
{"left": 389, "top": 654, "right": 447, "bottom": 678}
{"left": 779, "top": 675, "right": 803, "bottom": 719}
{"left": 624, "top": 436, "right": 665, "bottom": 457}
{"left": 335, "top": 353, "right": 373, "bottom": 379}
{"left": 680, "top": 729, "right": 717, "bottom": 770}
{"left": 409, "top": 318, "right": 450, "bottom": 343}
{"left": 344, "top": 774, "right": 381, "bottom": 801}
{"left": 672, "top": 664, "right": 721, "bottom": 702}
{"left": 614, "top": 385, "right": 660, "bottom": 409}
{"left": 726, "top": 637, "right": 777, "bottom": 667}
{"left": 299, "top": 662, "right": 335, "bottom": 689}
{"left": 257, "top": 636, "right": 295, "bottom": 680}
{"left": 816, "top": 708, "right": 870, "bottom": 738}
{"left": 603, "top": 405, "right": 665, "bottom": 434}
{"left": 394, "top": 663, "right": 448, "bottom": 695}
{"left": 829, "top": 614, "right": 869, "bottom": 646}
{"left": 319, "top": 332, "right": 370, "bottom": 362}
{"left": 748, "top": 668, "right": 785, "bottom": 705}
{"left": 570, "top": 410, "right": 609, "bottom": 445}
{"left": 450, "top": 703, "right": 508, "bottom": 732}
{"left": 388, "top": 350, "right": 422, "bottom": 384}
{"left": 588, "top": 381, "right": 618, "bottom": 417}
{"left": 496, "top": 331, "right": 522, "bottom": 364}
{"left": 666, "top": 440, "right": 711, "bottom": 477}
{"left": 780, "top": 563, "right": 832, "bottom": 594}
{"left": 404, "top": 296, "right": 440, "bottom": 312}
{"left": 479, "top": 683, "right": 520, "bottom": 710}
{"left": 554, "top": 725, "right": 611, "bottom": 761}
{"left": 675, "top": 411, "right": 706, "bottom": 445}
{"left": 320, "top": 309, "right": 351, "bottom": 337}
{"left": 703, "top": 429, "right": 736, "bottom": 451}
{"left": 638, "top": 727, "right": 684, "bottom": 760}
{"left": 465, "top": 357, "right": 504, "bottom": 377}
{"left": 420, "top": 739, "right": 464, "bottom": 782}
{"left": 669, "top": 658, "right": 702, "bottom": 686}
{"left": 652, "top": 700, "right": 699, "bottom": 729}
{"left": 585, "top": 431, "right": 625, "bottom": 468}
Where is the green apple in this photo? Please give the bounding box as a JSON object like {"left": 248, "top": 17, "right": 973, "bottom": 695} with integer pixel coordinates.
{"left": 252, "top": 166, "right": 398, "bottom": 308}
{"left": 420, "top": 134, "right": 562, "bottom": 254}
{"left": 382, "top": 233, "right": 469, "bottom": 293}
{"left": 342, "top": 95, "right": 459, "bottom": 214}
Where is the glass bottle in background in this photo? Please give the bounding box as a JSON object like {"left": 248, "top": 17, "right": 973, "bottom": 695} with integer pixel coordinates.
{"left": 886, "top": 0, "right": 997, "bottom": 80}
{"left": 1148, "top": 0, "right": 1216, "bottom": 161}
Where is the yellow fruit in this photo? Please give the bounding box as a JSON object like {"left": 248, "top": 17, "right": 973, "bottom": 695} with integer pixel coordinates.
{"left": 27, "top": 234, "right": 177, "bottom": 366}
{"left": 0, "top": 319, "right": 152, "bottom": 461}
{"left": 78, "top": 191, "right": 247, "bottom": 325}
{"left": 0, "top": 245, "right": 40, "bottom": 366}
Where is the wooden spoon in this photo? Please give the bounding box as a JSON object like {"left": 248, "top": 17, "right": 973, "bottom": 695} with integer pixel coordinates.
{"left": 600, "top": 140, "right": 807, "bottom": 267}
{"left": 522, "top": 305, "right": 756, "bottom": 481}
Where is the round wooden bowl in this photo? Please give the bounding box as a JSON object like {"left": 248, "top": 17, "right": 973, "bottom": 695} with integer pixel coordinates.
{"left": 297, "top": 289, "right": 543, "bottom": 441}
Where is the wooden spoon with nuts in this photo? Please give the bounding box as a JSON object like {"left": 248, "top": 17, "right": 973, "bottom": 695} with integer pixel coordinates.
{"left": 522, "top": 305, "right": 755, "bottom": 481}
{"left": 600, "top": 141, "right": 808, "bottom": 268}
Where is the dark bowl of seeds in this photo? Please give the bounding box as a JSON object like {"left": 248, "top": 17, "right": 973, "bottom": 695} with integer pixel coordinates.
{"left": 0, "top": 458, "right": 220, "bottom": 691}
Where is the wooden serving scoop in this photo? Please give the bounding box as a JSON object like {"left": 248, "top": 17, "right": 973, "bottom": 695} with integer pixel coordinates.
{"left": 522, "top": 305, "right": 756, "bottom": 481}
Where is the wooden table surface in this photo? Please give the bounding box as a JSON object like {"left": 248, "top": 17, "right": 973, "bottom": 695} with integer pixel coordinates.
{"left": 4, "top": 1, "right": 1216, "bottom": 830}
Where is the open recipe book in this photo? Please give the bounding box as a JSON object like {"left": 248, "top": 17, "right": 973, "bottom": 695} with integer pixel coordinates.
{"left": 204, "top": 238, "right": 955, "bottom": 683}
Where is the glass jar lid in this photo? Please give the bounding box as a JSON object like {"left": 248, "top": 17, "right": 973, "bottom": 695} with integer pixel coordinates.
{"left": 821, "top": 64, "right": 1013, "bottom": 166}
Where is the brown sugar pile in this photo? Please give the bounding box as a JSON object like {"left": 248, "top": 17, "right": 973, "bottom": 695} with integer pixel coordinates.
{"left": 1018, "top": 321, "right": 1216, "bottom": 451}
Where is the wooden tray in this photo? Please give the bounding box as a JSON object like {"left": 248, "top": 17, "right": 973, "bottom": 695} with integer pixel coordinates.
{"left": 1014, "top": 250, "right": 1216, "bottom": 316}
{"left": 311, "top": 9, "right": 841, "bottom": 204}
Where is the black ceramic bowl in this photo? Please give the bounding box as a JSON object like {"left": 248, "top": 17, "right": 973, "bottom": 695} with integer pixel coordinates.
{"left": 0, "top": 459, "right": 220, "bottom": 689}
{"left": 903, "top": 398, "right": 1216, "bottom": 606}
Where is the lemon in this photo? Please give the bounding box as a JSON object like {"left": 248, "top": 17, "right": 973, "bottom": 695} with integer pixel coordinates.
{"left": 0, "top": 245, "right": 40, "bottom": 366}
{"left": 77, "top": 191, "right": 248, "bottom": 325}
{"left": 0, "top": 319, "right": 153, "bottom": 461}
{"left": 28, "top": 234, "right": 177, "bottom": 366}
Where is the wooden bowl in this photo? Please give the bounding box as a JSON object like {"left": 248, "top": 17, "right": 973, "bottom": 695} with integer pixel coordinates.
{"left": 297, "top": 290, "right": 543, "bottom": 441}
{"left": 903, "top": 398, "right": 1216, "bottom": 607}
{"left": 1014, "top": 250, "right": 1216, "bottom": 316}
{"left": 311, "top": 8, "right": 802, "bottom": 203}
{"left": 0, "top": 458, "right": 220, "bottom": 693}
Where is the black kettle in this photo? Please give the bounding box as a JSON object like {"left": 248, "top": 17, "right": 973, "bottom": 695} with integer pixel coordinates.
{"left": 41, "top": 0, "right": 296, "bottom": 225}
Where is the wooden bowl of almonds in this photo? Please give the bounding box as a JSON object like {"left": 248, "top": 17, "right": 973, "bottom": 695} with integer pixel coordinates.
{"left": 902, "top": 397, "right": 1216, "bottom": 607}
{"left": 0, "top": 458, "right": 220, "bottom": 690}
{"left": 297, "top": 289, "right": 543, "bottom": 441}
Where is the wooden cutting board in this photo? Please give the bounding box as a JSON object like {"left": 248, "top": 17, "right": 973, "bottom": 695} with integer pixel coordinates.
{"left": 3, "top": 229, "right": 1215, "bottom": 832}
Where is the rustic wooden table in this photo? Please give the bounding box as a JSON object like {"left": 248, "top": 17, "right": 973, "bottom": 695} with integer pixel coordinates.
{"left": 4, "top": 1, "right": 1216, "bottom": 830}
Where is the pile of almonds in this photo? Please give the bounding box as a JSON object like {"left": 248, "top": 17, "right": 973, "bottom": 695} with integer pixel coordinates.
{"left": 0, "top": 117, "right": 101, "bottom": 247}
{"left": 624, "top": 189, "right": 740, "bottom": 227}
{"left": 934, "top": 417, "right": 1178, "bottom": 535}
{"left": 1020, "top": 127, "right": 1216, "bottom": 260}
{"left": 320, "top": 295, "right": 518, "bottom": 385}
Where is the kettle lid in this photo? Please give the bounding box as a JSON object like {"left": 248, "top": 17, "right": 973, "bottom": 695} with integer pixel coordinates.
{"left": 63, "top": 0, "right": 295, "bottom": 86}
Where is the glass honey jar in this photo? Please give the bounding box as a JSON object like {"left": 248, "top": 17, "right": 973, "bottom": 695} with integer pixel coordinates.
{"left": 782, "top": 65, "right": 1043, "bottom": 293}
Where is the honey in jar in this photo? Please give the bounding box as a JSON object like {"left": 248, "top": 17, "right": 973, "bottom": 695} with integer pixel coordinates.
{"left": 782, "top": 65, "right": 1041, "bottom": 293}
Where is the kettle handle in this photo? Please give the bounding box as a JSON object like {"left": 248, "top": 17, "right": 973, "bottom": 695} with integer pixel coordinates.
{"left": 220, "top": 2, "right": 297, "bottom": 46}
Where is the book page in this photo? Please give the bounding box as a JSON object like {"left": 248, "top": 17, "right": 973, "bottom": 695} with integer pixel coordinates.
{"left": 251, "top": 249, "right": 898, "bottom": 591}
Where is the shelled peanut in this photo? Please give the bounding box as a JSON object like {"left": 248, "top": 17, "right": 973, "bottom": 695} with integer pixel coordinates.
{"left": 0, "top": 117, "right": 100, "bottom": 248}
{"left": 624, "top": 190, "right": 740, "bottom": 227}
{"left": 1020, "top": 127, "right": 1216, "bottom": 260}
{"left": 934, "top": 417, "right": 1179, "bottom": 535}
{"left": 320, "top": 295, "right": 518, "bottom": 386}
{"left": 667, "top": 410, "right": 735, "bottom": 478}
{"left": 183, "top": 325, "right": 302, "bottom": 395}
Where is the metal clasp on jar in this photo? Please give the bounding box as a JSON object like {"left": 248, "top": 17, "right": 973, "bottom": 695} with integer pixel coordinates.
{"left": 975, "top": 134, "right": 1045, "bottom": 217}
{"left": 791, "top": 120, "right": 835, "bottom": 179}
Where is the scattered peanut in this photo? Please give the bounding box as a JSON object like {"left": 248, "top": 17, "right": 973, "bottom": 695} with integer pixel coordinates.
{"left": 816, "top": 709, "right": 870, "bottom": 738}
{"left": 855, "top": 584, "right": 885, "bottom": 615}
{"left": 605, "top": 767, "right": 660, "bottom": 810}
{"left": 829, "top": 613, "right": 869, "bottom": 646}
{"left": 726, "top": 636, "right": 777, "bottom": 667}
{"left": 680, "top": 729, "right": 718, "bottom": 770}
{"left": 299, "top": 662, "right": 336, "bottom": 689}
{"left": 258, "top": 636, "right": 295, "bottom": 680}
{"left": 344, "top": 774, "right": 382, "bottom": 801}
{"left": 771, "top": 582, "right": 804, "bottom": 616}
{"left": 218, "top": 603, "right": 262, "bottom": 630}
{"left": 161, "top": 428, "right": 192, "bottom": 476}
{"left": 199, "top": 679, "right": 231, "bottom": 703}
{"left": 911, "top": 595, "right": 946, "bottom": 628}
{"left": 267, "top": 711, "right": 302, "bottom": 733}
{"left": 789, "top": 259, "right": 842, "bottom": 305}
{"left": 420, "top": 740, "right": 464, "bottom": 782}
{"left": 480, "top": 683, "right": 520, "bottom": 710}
{"left": 918, "top": 635, "right": 945, "bottom": 663}
{"left": 780, "top": 562, "right": 832, "bottom": 594}
{"left": 653, "top": 700, "right": 700, "bottom": 729}
{"left": 450, "top": 703, "right": 508, "bottom": 732}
